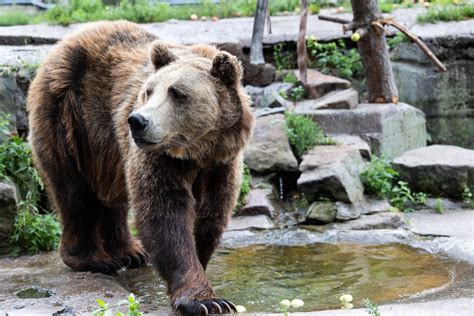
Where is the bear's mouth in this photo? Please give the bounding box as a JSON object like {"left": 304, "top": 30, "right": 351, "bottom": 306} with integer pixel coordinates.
{"left": 133, "top": 137, "right": 156, "bottom": 148}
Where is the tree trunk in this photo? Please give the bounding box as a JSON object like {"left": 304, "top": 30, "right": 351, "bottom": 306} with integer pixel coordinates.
{"left": 250, "top": 0, "right": 269, "bottom": 65}
{"left": 297, "top": 0, "right": 309, "bottom": 83}
{"left": 350, "top": 0, "right": 398, "bottom": 103}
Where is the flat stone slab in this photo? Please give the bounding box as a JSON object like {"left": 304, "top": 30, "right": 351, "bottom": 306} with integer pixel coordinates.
{"left": 298, "top": 145, "right": 366, "bottom": 204}
{"left": 311, "top": 88, "right": 358, "bottom": 110}
{"left": 393, "top": 145, "right": 474, "bottom": 199}
{"left": 327, "top": 134, "right": 371, "bottom": 160}
{"left": 295, "top": 103, "right": 427, "bottom": 158}
{"left": 406, "top": 209, "right": 474, "bottom": 239}
{"left": 227, "top": 215, "right": 275, "bottom": 231}
{"left": 0, "top": 45, "right": 53, "bottom": 67}
{"left": 296, "top": 69, "right": 351, "bottom": 100}
{"left": 332, "top": 212, "right": 406, "bottom": 230}
{"left": 244, "top": 114, "right": 298, "bottom": 173}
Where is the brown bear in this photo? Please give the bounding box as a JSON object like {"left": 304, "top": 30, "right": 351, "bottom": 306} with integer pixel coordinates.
{"left": 27, "top": 21, "right": 253, "bottom": 315}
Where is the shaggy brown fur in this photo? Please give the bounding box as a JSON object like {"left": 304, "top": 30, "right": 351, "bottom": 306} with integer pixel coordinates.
{"left": 27, "top": 21, "right": 253, "bottom": 315}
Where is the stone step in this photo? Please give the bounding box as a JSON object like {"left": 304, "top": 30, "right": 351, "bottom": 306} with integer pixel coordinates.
{"left": 294, "top": 69, "right": 351, "bottom": 100}
{"left": 327, "top": 134, "right": 371, "bottom": 160}
{"left": 331, "top": 212, "right": 406, "bottom": 230}
{"left": 305, "top": 198, "right": 391, "bottom": 224}
{"left": 393, "top": 145, "right": 474, "bottom": 200}
{"left": 298, "top": 88, "right": 359, "bottom": 110}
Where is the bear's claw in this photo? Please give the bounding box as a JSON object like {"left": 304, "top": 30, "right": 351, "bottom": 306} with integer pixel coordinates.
{"left": 176, "top": 298, "right": 237, "bottom": 315}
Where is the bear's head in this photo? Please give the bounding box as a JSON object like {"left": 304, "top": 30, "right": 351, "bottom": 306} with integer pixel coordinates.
{"left": 128, "top": 41, "right": 253, "bottom": 163}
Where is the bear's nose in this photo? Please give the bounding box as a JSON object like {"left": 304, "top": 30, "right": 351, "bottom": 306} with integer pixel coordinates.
{"left": 128, "top": 113, "right": 148, "bottom": 132}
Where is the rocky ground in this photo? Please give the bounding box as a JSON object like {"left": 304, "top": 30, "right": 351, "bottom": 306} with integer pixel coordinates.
{"left": 1, "top": 205, "right": 473, "bottom": 315}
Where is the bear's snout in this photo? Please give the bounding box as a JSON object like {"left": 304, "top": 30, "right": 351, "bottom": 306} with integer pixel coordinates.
{"left": 128, "top": 113, "right": 149, "bottom": 133}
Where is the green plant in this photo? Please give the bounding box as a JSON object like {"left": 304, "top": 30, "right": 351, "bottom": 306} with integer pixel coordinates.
{"left": 11, "top": 199, "right": 61, "bottom": 255}
{"left": 0, "top": 115, "right": 61, "bottom": 255}
{"left": 361, "top": 156, "right": 427, "bottom": 212}
{"left": 306, "top": 37, "right": 363, "bottom": 80}
{"left": 364, "top": 298, "right": 381, "bottom": 316}
{"left": 237, "top": 164, "right": 251, "bottom": 209}
{"left": 417, "top": 4, "right": 474, "bottom": 24}
{"left": 361, "top": 156, "right": 398, "bottom": 197}
{"left": 462, "top": 186, "right": 472, "bottom": 207}
{"left": 388, "top": 33, "right": 408, "bottom": 50}
{"left": 273, "top": 43, "right": 296, "bottom": 71}
{"left": 285, "top": 111, "right": 335, "bottom": 157}
{"left": 283, "top": 72, "right": 298, "bottom": 84}
{"left": 93, "top": 293, "right": 143, "bottom": 316}
{"left": 0, "top": 11, "right": 30, "bottom": 26}
{"left": 289, "top": 86, "right": 306, "bottom": 101}
{"left": 309, "top": 3, "right": 321, "bottom": 14}
{"left": 434, "top": 198, "right": 445, "bottom": 214}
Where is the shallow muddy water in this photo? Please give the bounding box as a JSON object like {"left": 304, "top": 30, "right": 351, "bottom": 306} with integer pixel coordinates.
{"left": 119, "top": 243, "right": 455, "bottom": 312}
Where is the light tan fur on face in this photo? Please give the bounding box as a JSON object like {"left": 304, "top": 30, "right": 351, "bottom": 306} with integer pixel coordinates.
{"left": 131, "top": 58, "right": 220, "bottom": 155}
{"left": 127, "top": 43, "right": 253, "bottom": 165}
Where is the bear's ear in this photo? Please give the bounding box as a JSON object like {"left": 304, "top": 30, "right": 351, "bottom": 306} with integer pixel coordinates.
{"left": 210, "top": 52, "right": 242, "bottom": 86}
{"left": 150, "top": 41, "right": 177, "bottom": 69}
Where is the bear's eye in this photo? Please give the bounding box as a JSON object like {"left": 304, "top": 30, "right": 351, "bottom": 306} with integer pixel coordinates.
{"left": 168, "top": 87, "right": 187, "bottom": 102}
{"left": 141, "top": 88, "right": 153, "bottom": 103}
{"left": 144, "top": 88, "right": 153, "bottom": 101}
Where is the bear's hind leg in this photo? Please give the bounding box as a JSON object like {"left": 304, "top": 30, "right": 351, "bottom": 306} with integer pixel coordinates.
{"left": 38, "top": 157, "right": 124, "bottom": 275}
{"left": 99, "top": 205, "right": 148, "bottom": 269}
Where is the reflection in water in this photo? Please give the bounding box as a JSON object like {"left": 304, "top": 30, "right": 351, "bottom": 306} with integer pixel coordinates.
{"left": 118, "top": 243, "right": 452, "bottom": 312}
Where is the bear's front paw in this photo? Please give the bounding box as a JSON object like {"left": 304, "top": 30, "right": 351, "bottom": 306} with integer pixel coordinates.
{"left": 175, "top": 298, "right": 237, "bottom": 315}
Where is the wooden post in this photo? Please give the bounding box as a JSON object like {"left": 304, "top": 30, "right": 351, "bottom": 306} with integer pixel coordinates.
{"left": 350, "top": 0, "right": 398, "bottom": 103}
{"left": 250, "top": 0, "right": 269, "bottom": 64}
{"left": 297, "top": 0, "right": 309, "bottom": 83}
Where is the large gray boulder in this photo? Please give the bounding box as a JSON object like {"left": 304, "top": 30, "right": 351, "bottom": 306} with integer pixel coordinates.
{"left": 0, "top": 182, "right": 18, "bottom": 256}
{"left": 244, "top": 114, "right": 298, "bottom": 173}
{"left": 297, "top": 145, "right": 366, "bottom": 203}
{"left": 295, "top": 103, "right": 427, "bottom": 158}
{"left": 392, "top": 19, "right": 474, "bottom": 149}
{"left": 393, "top": 145, "right": 474, "bottom": 199}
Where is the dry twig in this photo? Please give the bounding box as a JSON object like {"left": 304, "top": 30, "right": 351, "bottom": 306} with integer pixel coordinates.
{"left": 377, "top": 18, "right": 447, "bottom": 72}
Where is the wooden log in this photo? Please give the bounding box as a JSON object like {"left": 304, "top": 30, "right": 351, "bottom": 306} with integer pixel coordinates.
{"left": 297, "top": 0, "right": 309, "bottom": 83}
{"left": 250, "top": 0, "right": 269, "bottom": 65}
{"left": 350, "top": 0, "right": 398, "bottom": 103}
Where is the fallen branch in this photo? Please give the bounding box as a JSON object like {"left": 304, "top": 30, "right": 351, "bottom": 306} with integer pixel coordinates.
{"left": 318, "top": 15, "right": 350, "bottom": 25}
{"left": 318, "top": 14, "right": 447, "bottom": 72}
{"left": 377, "top": 18, "right": 447, "bottom": 72}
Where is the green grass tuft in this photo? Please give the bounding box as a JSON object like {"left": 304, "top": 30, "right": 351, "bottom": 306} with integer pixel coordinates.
{"left": 285, "top": 111, "right": 335, "bottom": 157}
{"left": 417, "top": 5, "right": 474, "bottom": 24}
